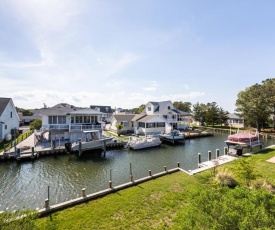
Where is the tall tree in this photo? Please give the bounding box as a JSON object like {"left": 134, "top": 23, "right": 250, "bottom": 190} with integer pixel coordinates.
{"left": 173, "top": 101, "right": 192, "bottom": 113}
{"left": 205, "top": 102, "right": 220, "bottom": 127}
{"left": 137, "top": 104, "right": 145, "bottom": 114}
{"left": 193, "top": 102, "right": 207, "bottom": 125}
{"left": 235, "top": 83, "right": 269, "bottom": 132}
{"left": 262, "top": 78, "right": 275, "bottom": 129}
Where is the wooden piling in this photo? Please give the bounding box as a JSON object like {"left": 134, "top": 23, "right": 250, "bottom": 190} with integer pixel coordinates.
{"left": 208, "top": 151, "right": 211, "bottom": 161}
{"left": 198, "top": 153, "right": 201, "bottom": 167}
{"left": 148, "top": 170, "right": 152, "bottom": 176}
{"left": 216, "top": 149, "right": 219, "bottom": 158}
{"left": 82, "top": 188, "right": 86, "bottom": 197}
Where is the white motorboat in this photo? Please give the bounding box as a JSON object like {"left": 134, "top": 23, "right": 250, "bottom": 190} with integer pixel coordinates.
{"left": 65, "top": 130, "right": 113, "bottom": 156}
{"left": 126, "top": 135, "right": 162, "bottom": 150}
{"left": 159, "top": 131, "right": 185, "bottom": 144}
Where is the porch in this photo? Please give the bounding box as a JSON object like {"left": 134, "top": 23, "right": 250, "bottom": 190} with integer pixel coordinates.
{"left": 42, "top": 124, "right": 102, "bottom": 132}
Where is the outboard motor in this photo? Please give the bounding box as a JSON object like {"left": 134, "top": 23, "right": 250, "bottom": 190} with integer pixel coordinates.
{"left": 65, "top": 142, "right": 72, "bottom": 152}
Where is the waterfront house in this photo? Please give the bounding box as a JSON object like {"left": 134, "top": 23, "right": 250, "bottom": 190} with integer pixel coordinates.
{"left": 90, "top": 105, "right": 112, "bottom": 123}
{"left": 38, "top": 103, "right": 104, "bottom": 141}
{"left": 109, "top": 114, "right": 136, "bottom": 134}
{"left": 141, "top": 101, "right": 191, "bottom": 130}
{"left": 227, "top": 113, "right": 244, "bottom": 128}
{"left": 0, "top": 97, "right": 20, "bottom": 142}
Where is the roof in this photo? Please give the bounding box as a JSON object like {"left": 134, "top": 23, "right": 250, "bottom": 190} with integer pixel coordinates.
{"left": 52, "top": 103, "right": 76, "bottom": 109}
{"left": 171, "top": 109, "right": 191, "bottom": 115}
{"left": 90, "top": 105, "right": 112, "bottom": 113}
{"left": 69, "top": 108, "right": 103, "bottom": 115}
{"left": 228, "top": 113, "right": 244, "bottom": 119}
{"left": 113, "top": 114, "right": 136, "bottom": 121}
{"left": 0, "top": 98, "right": 11, "bottom": 117}
{"left": 131, "top": 114, "right": 147, "bottom": 121}
{"left": 136, "top": 115, "right": 165, "bottom": 123}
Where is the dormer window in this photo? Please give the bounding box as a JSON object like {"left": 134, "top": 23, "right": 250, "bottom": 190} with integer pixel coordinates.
{"left": 106, "top": 107, "right": 109, "bottom": 112}
{"left": 168, "top": 106, "right": 170, "bottom": 110}
{"left": 148, "top": 107, "right": 151, "bottom": 111}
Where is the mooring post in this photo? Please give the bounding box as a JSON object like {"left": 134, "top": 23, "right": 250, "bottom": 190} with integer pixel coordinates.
{"left": 31, "top": 147, "right": 34, "bottom": 158}
{"left": 164, "top": 166, "right": 167, "bottom": 171}
{"left": 208, "top": 151, "right": 211, "bottom": 161}
{"left": 130, "top": 163, "right": 133, "bottom": 182}
{"left": 78, "top": 141, "right": 82, "bottom": 157}
{"left": 216, "top": 149, "right": 219, "bottom": 159}
{"left": 198, "top": 153, "right": 201, "bottom": 167}
{"left": 16, "top": 148, "right": 20, "bottom": 158}
{"left": 82, "top": 188, "right": 86, "bottom": 197}
{"left": 45, "top": 198, "right": 49, "bottom": 209}
{"left": 177, "top": 162, "right": 180, "bottom": 168}
{"left": 109, "top": 169, "right": 112, "bottom": 188}
{"left": 48, "top": 185, "right": 50, "bottom": 200}
{"left": 148, "top": 170, "right": 152, "bottom": 176}
{"left": 224, "top": 147, "right": 228, "bottom": 155}
{"left": 103, "top": 140, "right": 106, "bottom": 158}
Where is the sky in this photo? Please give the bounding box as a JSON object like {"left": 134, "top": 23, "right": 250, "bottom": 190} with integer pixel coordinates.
{"left": 1, "top": 0, "right": 275, "bottom": 112}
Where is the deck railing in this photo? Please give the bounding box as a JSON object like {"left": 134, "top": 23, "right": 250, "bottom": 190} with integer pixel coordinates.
{"left": 42, "top": 124, "right": 102, "bottom": 132}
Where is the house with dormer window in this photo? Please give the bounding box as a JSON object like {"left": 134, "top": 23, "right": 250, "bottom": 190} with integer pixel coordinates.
{"left": 90, "top": 105, "right": 112, "bottom": 123}
{"left": 140, "top": 101, "right": 191, "bottom": 132}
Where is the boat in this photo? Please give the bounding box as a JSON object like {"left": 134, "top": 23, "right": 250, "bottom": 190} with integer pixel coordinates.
{"left": 159, "top": 131, "right": 185, "bottom": 144}
{"left": 225, "top": 130, "right": 264, "bottom": 156}
{"left": 126, "top": 135, "right": 162, "bottom": 150}
{"left": 65, "top": 130, "right": 113, "bottom": 156}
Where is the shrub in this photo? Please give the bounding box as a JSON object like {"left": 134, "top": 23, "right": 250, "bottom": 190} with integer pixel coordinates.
{"left": 251, "top": 179, "right": 275, "bottom": 194}
{"left": 215, "top": 170, "right": 238, "bottom": 188}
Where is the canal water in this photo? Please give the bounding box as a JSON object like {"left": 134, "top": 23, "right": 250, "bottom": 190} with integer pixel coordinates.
{"left": 0, "top": 133, "right": 273, "bottom": 211}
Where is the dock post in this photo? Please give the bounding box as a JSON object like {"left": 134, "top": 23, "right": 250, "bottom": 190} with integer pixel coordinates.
{"left": 16, "top": 148, "right": 21, "bottom": 159}
{"left": 216, "top": 149, "right": 219, "bottom": 159}
{"left": 31, "top": 147, "right": 34, "bottom": 158}
{"left": 148, "top": 170, "right": 152, "bottom": 176}
{"left": 177, "top": 162, "right": 180, "bottom": 168}
{"left": 164, "top": 166, "right": 167, "bottom": 172}
{"left": 103, "top": 140, "right": 106, "bottom": 158}
{"left": 224, "top": 147, "right": 228, "bottom": 155}
{"left": 198, "top": 153, "right": 201, "bottom": 167}
{"left": 208, "top": 151, "right": 211, "bottom": 161}
{"left": 82, "top": 188, "right": 86, "bottom": 197}
{"left": 78, "top": 141, "right": 82, "bottom": 157}
{"left": 130, "top": 163, "right": 133, "bottom": 182}
{"left": 45, "top": 199, "right": 49, "bottom": 209}
{"left": 109, "top": 169, "right": 113, "bottom": 188}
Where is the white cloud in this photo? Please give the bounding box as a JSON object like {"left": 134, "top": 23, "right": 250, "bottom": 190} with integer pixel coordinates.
{"left": 142, "top": 81, "right": 159, "bottom": 91}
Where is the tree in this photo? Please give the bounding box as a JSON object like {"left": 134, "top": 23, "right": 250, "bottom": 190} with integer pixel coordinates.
{"left": 262, "top": 78, "right": 275, "bottom": 129}
{"left": 137, "top": 104, "right": 145, "bottom": 114}
{"left": 235, "top": 83, "right": 270, "bottom": 132}
{"left": 192, "top": 102, "right": 207, "bottom": 125}
{"left": 29, "top": 119, "right": 42, "bottom": 131}
{"left": 116, "top": 123, "right": 123, "bottom": 136}
{"left": 217, "top": 107, "right": 229, "bottom": 126}
{"left": 205, "top": 102, "right": 220, "bottom": 127}
{"left": 173, "top": 101, "right": 192, "bottom": 113}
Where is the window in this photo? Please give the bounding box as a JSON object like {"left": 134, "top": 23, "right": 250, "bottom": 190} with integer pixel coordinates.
{"left": 5, "top": 125, "right": 7, "bottom": 130}
{"left": 10, "top": 112, "right": 12, "bottom": 118}
{"left": 122, "top": 121, "right": 128, "bottom": 127}
{"left": 75, "top": 116, "right": 82, "bottom": 123}
{"left": 157, "top": 122, "right": 165, "bottom": 127}
{"left": 58, "top": 116, "right": 66, "bottom": 124}
{"left": 163, "top": 115, "right": 167, "bottom": 119}
{"left": 168, "top": 106, "right": 170, "bottom": 110}
{"left": 71, "top": 117, "right": 74, "bottom": 124}
{"left": 138, "top": 122, "right": 145, "bottom": 128}
{"left": 146, "top": 123, "right": 155, "bottom": 128}
{"left": 147, "top": 107, "right": 151, "bottom": 111}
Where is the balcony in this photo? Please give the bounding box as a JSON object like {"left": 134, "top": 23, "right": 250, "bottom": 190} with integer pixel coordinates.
{"left": 42, "top": 124, "right": 102, "bottom": 132}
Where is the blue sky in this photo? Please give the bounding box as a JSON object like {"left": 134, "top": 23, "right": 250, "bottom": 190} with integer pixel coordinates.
{"left": 1, "top": 0, "right": 274, "bottom": 112}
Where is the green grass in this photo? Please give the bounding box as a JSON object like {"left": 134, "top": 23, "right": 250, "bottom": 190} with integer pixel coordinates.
{"left": 31, "top": 148, "right": 275, "bottom": 229}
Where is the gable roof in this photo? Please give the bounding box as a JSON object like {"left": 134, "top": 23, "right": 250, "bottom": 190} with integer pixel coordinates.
{"left": 228, "top": 113, "right": 244, "bottom": 119}
{"left": 90, "top": 105, "right": 112, "bottom": 113}
{"left": 136, "top": 115, "right": 165, "bottom": 123}
{"left": 113, "top": 114, "right": 136, "bottom": 122}
{"left": 0, "top": 98, "right": 11, "bottom": 117}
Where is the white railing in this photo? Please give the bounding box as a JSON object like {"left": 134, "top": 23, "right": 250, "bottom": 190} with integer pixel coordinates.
{"left": 42, "top": 124, "right": 102, "bottom": 132}
{"left": 70, "top": 124, "right": 102, "bottom": 132}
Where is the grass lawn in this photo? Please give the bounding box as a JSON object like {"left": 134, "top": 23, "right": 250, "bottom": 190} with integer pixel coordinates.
{"left": 34, "top": 147, "right": 275, "bottom": 229}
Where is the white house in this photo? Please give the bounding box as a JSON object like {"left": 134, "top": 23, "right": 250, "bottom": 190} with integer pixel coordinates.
{"left": 141, "top": 101, "right": 191, "bottom": 130}
{"left": 109, "top": 114, "right": 136, "bottom": 134}
{"left": 227, "top": 113, "right": 244, "bottom": 128}
{"left": 109, "top": 101, "right": 191, "bottom": 135}
{"left": 38, "top": 103, "right": 105, "bottom": 141}
{"left": 0, "top": 98, "right": 20, "bottom": 142}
